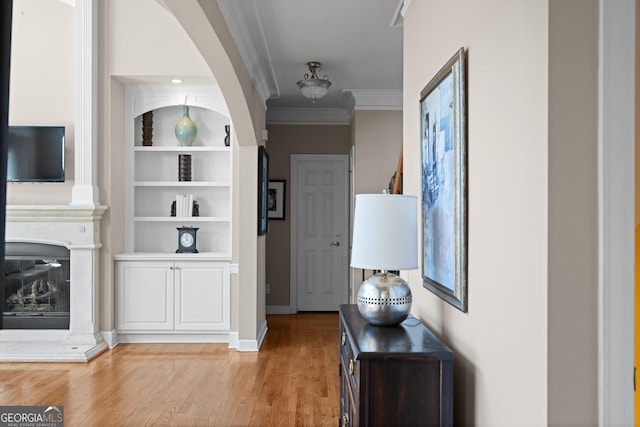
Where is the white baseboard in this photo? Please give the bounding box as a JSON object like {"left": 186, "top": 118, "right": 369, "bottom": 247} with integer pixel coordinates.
{"left": 101, "top": 329, "right": 119, "bottom": 349}
{"left": 258, "top": 319, "right": 267, "bottom": 349}
{"left": 228, "top": 331, "right": 239, "bottom": 349}
{"left": 237, "top": 320, "right": 268, "bottom": 352}
{"left": 103, "top": 329, "right": 260, "bottom": 351}
{"left": 266, "top": 305, "right": 290, "bottom": 314}
{"left": 237, "top": 339, "right": 259, "bottom": 351}
{"left": 117, "top": 333, "right": 231, "bottom": 344}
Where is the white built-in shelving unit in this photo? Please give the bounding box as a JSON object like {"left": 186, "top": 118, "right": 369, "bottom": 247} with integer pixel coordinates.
{"left": 115, "top": 85, "right": 232, "bottom": 343}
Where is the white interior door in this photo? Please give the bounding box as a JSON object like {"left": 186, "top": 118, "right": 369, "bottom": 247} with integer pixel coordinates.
{"left": 291, "top": 154, "right": 349, "bottom": 312}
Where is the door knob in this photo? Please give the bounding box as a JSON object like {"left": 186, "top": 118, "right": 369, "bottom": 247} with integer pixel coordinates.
{"left": 330, "top": 241, "right": 340, "bottom": 246}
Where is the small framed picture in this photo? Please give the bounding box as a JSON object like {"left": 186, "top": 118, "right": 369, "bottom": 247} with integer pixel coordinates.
{"left": 268, "top": 180, "right": 286, "bottom": 220}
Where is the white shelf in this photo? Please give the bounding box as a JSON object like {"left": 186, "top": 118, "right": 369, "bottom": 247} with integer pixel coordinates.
{"left": 115, "top": 252, "right": 231, "bottom": 261}
{"left": 134, "top": 216, "right": 230, "bottom": 222}
{"left": 134, "top": 146, "right": 230, "bottom": 152}
{"left": 134, "top": 181, "right": 230, "bottom": 187}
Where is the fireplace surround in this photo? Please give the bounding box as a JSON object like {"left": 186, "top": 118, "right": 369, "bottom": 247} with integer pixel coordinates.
{"left": 0, "top": 205, "right": 107, "bottom": 362}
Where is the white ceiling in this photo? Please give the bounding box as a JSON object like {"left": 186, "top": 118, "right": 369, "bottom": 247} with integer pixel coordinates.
{"left": 217, "top": 0, "right": 405, "bottom": 124}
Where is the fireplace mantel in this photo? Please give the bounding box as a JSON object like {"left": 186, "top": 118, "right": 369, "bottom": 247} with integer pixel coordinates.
{"left": 1, "top": 204, "right": 108, "bottom": 362}
{"left": 6, "top": 205, "right": 107, "bottom": 222}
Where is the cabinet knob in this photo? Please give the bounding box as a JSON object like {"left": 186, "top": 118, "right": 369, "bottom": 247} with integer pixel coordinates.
{"left": 349, "top": 358, "right": 355, "bottom": 376}
{"left": 341, "top": 331, "right": 347, "bottom": 346}
{"left": 342, "top": 414, "right": 349, "bottom": 427}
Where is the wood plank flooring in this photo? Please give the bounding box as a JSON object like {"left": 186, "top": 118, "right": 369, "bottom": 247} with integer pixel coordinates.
{"left": 0, "top": 313, "right": 340, "bottom": 426}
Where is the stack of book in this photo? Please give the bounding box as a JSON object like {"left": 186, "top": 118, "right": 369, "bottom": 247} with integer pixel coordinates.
{"left": 175, "top": 194, "right": 196, "bottom": 217}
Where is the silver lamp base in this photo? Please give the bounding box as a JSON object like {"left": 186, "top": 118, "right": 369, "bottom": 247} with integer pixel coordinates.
{"left": 356, "top": 272, "right": 412, "bottom": 326}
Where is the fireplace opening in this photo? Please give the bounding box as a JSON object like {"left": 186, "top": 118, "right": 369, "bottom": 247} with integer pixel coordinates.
{"left": 3, "top": 243, "right": 70, "bottom": 329}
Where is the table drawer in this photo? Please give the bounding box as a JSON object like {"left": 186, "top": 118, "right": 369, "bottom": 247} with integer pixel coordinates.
{"left": 340, "top": 321, "right": 360, "bottom": 402}
{"left": 340, "top": 359, "right": 358, "bottom": 426}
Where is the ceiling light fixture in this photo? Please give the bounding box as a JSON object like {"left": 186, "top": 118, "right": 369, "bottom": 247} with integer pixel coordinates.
{"left": 297, "top": 62, "right": 331, "bottom": 102}
{"left": 171, "top": 78, "right": 183, "bottom": 84}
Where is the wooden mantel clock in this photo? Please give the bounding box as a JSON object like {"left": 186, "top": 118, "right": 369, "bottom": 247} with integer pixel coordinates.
{"left": 176, "top": 226, "right": 199, "bottom": 253}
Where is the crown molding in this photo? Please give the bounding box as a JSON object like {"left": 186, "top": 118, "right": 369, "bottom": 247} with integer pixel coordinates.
{"left": 266, "top": 89, "right": 402, "bottom": 124}
{"left": 349, "top": 90, "right": 403, "bottom": 110}
{"left": 266, "top": 108, "right": 352, "bottom": 125}
{"left": 217, "top": 0, "right": 279, "bottom": 107}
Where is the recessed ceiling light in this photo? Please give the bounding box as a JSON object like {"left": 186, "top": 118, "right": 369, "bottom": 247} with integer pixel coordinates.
{"left": 171, "top": 78, "right": 183, "bottom": 84}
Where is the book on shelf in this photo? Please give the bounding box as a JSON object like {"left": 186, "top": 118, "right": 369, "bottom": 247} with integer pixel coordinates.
{"left": 171, "top": 194, "right": 199, "bottom": 217}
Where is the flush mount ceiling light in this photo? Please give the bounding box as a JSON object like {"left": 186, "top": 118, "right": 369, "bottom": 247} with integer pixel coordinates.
{"left": 296, "top": 61, "right": 332, "bottom": 102}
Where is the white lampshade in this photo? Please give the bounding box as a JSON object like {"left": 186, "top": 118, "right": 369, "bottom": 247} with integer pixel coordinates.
{"left": 350, "top": 194, "right": 418, "bottom": 271}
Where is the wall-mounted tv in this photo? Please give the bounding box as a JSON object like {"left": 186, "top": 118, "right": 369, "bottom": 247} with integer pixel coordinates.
{"left": 7, "top": 126, "right": 65, "bottom": 182}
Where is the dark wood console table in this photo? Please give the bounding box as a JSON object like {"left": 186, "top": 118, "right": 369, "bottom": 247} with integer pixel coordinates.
{"left": 339, "top": 304, "right": 453, "bottom": 426}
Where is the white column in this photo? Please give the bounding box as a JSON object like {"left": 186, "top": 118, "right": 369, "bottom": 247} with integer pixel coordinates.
{"left": 71, "top": 0, "right": 100, "bottom": 206}
{"left": 68, "top": 247, "right": 100, "bottom": 341}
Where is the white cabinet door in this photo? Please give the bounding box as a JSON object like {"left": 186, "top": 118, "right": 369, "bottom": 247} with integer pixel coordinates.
{"left": 174, "top": 261, "right": 230, "bottom": 331}
{"left": 117, "top": 261, "right": 174, "bottom": 331}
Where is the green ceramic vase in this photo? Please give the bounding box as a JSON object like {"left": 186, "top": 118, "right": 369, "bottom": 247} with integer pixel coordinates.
{"left": 175, "top": 105, "right": 197, "bottom": 146}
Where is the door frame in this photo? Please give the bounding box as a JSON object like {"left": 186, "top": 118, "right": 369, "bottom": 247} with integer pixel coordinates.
{"left": 289, "top": 154, "right": 351, "bottom": 313}
{"left": 599, "top": 0, "right": 635, "bottom": 423}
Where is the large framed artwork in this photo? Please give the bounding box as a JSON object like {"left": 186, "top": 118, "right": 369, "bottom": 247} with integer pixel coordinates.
{"left": 420, "top": 48, "right": 468, "bottom": 312}
{"left": 257, "top": 146, "right": 269, "bottom": 235}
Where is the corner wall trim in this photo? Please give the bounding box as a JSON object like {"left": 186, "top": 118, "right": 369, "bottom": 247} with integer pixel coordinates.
{"left": 228, "top": 331, "right": 239, "bottom": 349}
{"left": 230, "top": 263, "right": 239, "bottom": 275}
{"left": 257, "top": 320, "right": 267, "bottom": 349}
{"left": 101, "top": 330, "right": 119, "bottom": 349}
{"left": 237, "top": 320, "right": 268, "bottom": 352}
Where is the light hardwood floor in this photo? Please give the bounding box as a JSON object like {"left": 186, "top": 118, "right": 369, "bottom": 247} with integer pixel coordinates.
{"left": 0, "top": 313, "right": 340, "bottom": 426}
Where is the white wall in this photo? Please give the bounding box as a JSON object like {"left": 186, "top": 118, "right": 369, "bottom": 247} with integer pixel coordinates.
{"left": 403, "top": 1, "right": 549, "bottom": 425}
{"left": 109, "top": 0, "right": 211, "bottom": 80}
{"left": 8, "top": 0, "right": 75, "bottom": 204}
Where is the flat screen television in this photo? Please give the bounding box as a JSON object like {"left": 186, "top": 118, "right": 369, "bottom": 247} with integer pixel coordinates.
{"left": 7, "top": 126, "right": 65, "bottom": 182}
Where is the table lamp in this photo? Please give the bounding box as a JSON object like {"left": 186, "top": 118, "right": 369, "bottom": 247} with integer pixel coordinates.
{"left": 351, "top": 194, "right": 418, "bottom": 326}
